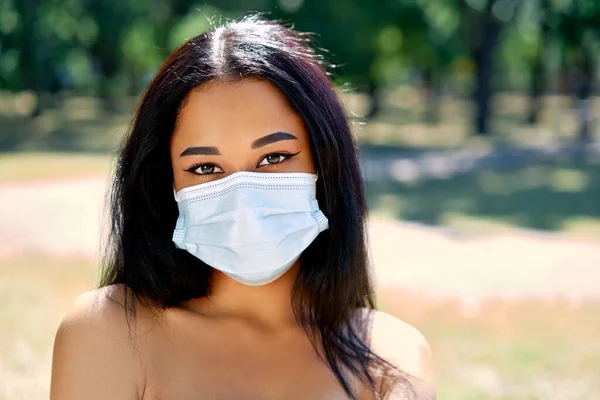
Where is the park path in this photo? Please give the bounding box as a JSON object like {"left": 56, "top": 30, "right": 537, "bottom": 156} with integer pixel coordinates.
{"left": 0, "top": 177, "right": 109, "bottom": 258}
{"left": 1, "top": 177, "right": 599, "bottom": 300}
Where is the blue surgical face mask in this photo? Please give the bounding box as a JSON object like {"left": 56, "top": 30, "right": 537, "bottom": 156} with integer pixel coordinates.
{"left": 172, "top": 171, "right": 329, "bottom": 285}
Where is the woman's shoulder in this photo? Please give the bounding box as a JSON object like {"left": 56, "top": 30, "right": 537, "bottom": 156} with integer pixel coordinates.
{"left": 369, "top": 310, "right": 432, "bottom": 373}
{"left": 363, "top": 309, "right": 437, "bottom": 398}
{"left": 58, "top": 284, "right": 159, "bottom": 332}
{"left": 50, "top": 284, "right": 155, "bottom": 399}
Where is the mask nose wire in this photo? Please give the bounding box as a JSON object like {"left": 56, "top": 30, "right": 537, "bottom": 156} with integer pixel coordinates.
{"left": 172, "top": 171, "right": 319, "bottom": 201}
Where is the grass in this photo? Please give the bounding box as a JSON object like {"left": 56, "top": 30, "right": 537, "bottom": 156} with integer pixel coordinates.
{"left": 1, "top": 254, "right": 598, "bottom": 399}
{"left": 0, "top": 255, "right": 97, "bottom": 400}
{"left": 379, "top": 288, "right": 600, "bottom": 400}
{"left": 365, "top": 161, "right": 600, "bottom": 238}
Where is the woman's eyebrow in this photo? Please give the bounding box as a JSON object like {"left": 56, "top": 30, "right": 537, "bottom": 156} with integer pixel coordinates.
{"left": 251, "top": 131, "right": 298, "bottom": 149}
{"left": 179, "top": 146, "right": 220, "bottom": 157}
{"left": 179, "top": 131, "right": 298, "bottom": 157}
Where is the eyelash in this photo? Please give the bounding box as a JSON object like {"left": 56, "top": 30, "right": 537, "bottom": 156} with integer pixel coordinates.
{"left": 185, "top": 151, "right": 301, "bottom": 176}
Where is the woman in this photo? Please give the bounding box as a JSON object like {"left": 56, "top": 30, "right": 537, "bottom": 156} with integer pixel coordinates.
{"left": 50, "top": 16, "right": 435, "bottom": 399}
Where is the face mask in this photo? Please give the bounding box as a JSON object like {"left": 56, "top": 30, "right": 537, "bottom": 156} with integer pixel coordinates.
{"left": 172, "top": 171, "right": 329, "bottom": 285}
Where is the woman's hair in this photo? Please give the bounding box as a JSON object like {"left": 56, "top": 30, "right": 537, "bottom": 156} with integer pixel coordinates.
{"left": 100, "top": 14, "right": 407, "bottom": 398}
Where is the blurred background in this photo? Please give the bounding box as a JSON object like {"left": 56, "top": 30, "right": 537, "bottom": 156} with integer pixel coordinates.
{"left": 1, "top": 0, "right": 600, "bottom": 399}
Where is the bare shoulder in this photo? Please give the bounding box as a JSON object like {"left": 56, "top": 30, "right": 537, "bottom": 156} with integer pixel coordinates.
{"left": 56, "top": 283, "right": 159, "bottom": 341}
{"left": 50, "top": 284, "right": 158, "bottom": 400}
{"left": 369, "top": 310, "right": 436, "bottom": 399}
{"left": 59, "top": 284, "right": 129, "bottom": 328}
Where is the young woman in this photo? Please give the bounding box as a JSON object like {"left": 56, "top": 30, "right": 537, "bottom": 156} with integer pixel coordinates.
{"left": 50, "top": 16, "right": 435, "bottom": 399}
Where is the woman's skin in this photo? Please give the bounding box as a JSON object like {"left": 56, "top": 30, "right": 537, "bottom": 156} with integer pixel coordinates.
{"left": 50, "top": 79, "right": 435, "bottom": 399}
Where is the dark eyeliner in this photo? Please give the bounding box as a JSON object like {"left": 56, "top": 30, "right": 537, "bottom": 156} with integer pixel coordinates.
{"left": 257, "top": 151, "right": 301, "bottom": 168}
{"left": 184, "top": 162, "right": 223, "bottom": 175}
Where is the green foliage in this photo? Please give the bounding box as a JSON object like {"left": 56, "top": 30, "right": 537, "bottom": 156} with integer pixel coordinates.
{"left": 168, "top": 5, "right": 227, "bottom": 50}
{"left": 0, "top": 0, "right": 19, "bottom": 35}
{"left": 122, "top": 19, "right": 163, "bottom": 73}
{"left": 0, "top": 0, "right": 596, "bottom": 92}
{"left": 0, "top": 0, "right": 598, "bottom": 137}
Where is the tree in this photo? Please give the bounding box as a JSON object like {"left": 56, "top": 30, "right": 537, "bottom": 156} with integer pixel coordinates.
{"left": 460, "top": 0, "right": 506, "bottom": 135}
{"left": 527, "top": 0, "right": 552, "bottom": 125}
{"left": 557, "top": 0, "right": 600, "bottom": 143}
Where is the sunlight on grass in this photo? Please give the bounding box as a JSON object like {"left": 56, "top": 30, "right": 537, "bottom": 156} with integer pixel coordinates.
{"left": 366, "top": 161, "right": 600, "bottom": 237}
{"left": 380, "top": 289, "right": 600, "bottom": 400}
{"left": 0, "top": 152, "right": 113, "bottom": 183}
{"left": 560, "top": 217, "right": 600, "bottom": 237}
{"left": 370, "top": 193, "right": 411, "bottom": 219}
{"left": 441, "top": 212, "right": 525, "bottom": 235}
{"left": 0, "top": 255, "right": 96, "bottom": 400}
{"left": 550, "top": 168, "right": 590, "bottom": 193}
{"left": 477, "top": 166, "right": 550, "bottom": 195}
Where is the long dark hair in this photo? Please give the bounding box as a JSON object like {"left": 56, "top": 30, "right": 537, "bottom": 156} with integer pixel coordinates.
{"left": 100, "top": 15, "right": 406, "bottom": 398}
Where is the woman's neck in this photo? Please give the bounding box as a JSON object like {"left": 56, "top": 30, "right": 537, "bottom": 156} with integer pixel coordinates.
{"left": 180, "top": 261, "right": 301, "bottom": 331}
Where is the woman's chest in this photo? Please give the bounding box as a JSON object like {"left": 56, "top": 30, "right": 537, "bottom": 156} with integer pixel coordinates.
{"left": 143, "top": 359, "right": 352, "bottom": 400}
{"left": 140, "top": 322, "right": 373, "bottom": 400}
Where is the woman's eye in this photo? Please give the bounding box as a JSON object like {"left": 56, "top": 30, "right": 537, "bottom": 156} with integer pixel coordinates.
{"left": 189, "top": 164, "right": 223, "bottom": 175}
{"left": 258, "top": 154, "right": 287, "bottom": 167}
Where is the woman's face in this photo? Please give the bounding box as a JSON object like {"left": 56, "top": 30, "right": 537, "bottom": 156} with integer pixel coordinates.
{"left": 170, "top": 79, "right": 315, "bottom": 192}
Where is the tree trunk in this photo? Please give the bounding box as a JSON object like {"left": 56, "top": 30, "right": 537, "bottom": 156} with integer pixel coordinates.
{"left": 473, "top": 2, "right": 502, "bottom": 135}
{"left": 366, "top": 78, "right": 382, "bottom": 119}
{"left": 573, "top": 46, "right": 594, "bottom": 144}
{"left": 16, "top": 0, "right": 42, "bottom": 117}
{"left": 422, "top": 68, "right": 441, "bottom": 124}
{"left": 527, "top": 59, "right": 544, "bottom": 125}
{"left": 527, "top": 0, "right": 550, "bottom": 125}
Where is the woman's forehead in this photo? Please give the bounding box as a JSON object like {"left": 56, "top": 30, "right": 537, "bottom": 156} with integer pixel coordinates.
{"left": 172, "top": 79, "right": 307, "bottom": 146}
